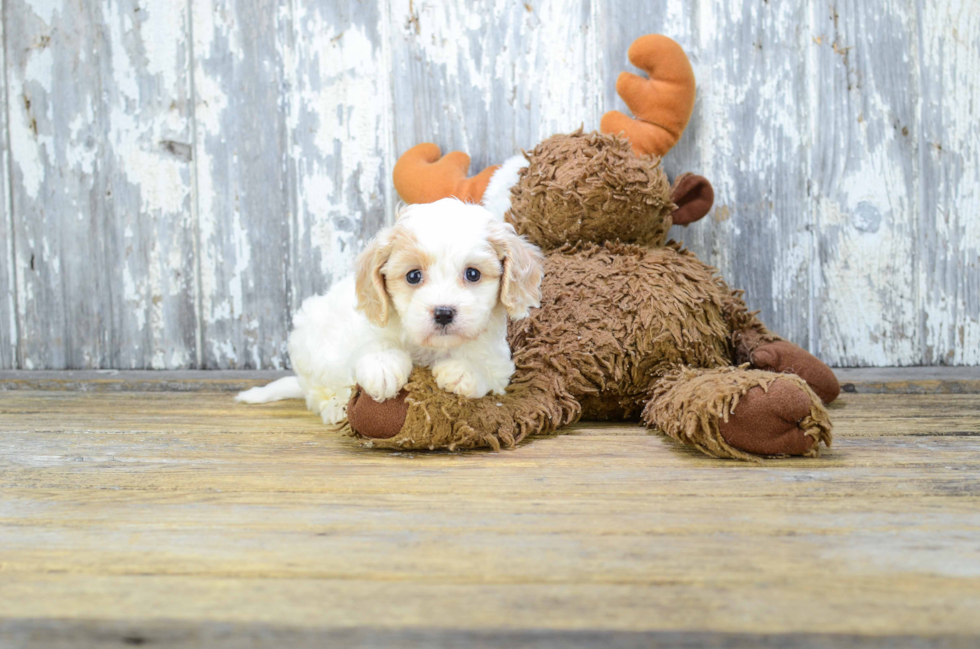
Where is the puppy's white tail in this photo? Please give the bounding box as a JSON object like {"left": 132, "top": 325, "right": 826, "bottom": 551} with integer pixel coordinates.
{"left": 235, "top": 376, "right": 304, "bottom": 404}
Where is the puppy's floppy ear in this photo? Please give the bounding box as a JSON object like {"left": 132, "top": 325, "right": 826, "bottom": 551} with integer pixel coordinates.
{"left": 488, "top": 221, "right": 545, "bottom": 319}
{"left": 355, "top": 228, "right": 394, "bottom": 327}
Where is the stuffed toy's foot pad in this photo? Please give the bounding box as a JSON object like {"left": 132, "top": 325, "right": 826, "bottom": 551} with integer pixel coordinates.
{"left": 346, "top": 386, "right": 409, "bottom": 440}
{"left": 718, "top": 379, "right": 819, "bottom": 457}
{"left": 750, "top": 341, "right": 841, "bottom": 404}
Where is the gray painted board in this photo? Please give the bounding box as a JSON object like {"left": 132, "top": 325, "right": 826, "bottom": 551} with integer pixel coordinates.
{"left": 1, "top": 10, "right": 15, "bottom": 370}
{"left": 917, "top": 0, "right": 980, "bottom": 365}
{"left": 388, "top": 0, "right": 601, "bottom": 176}
{"left": 1, "top": 0, "right": 977, "bottom": 368}
{"left": 810, "top": 0, "right": 921, "bottom": 367}
{"left": 4, "top": 0, "right": 198, "bottom": 369}
{"left": 192, "top": 0, "right": 395, "bottom": 370}
{"left": 285, "top": 0, "right": 394, "bottom": 336}
{"left": 6, "top": 0, "right": 116, "bottom": 369}
{"left": 192, "top": 0, "right": 292, "bottom": 369}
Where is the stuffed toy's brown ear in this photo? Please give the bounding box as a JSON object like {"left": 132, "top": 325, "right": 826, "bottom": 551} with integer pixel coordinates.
{"left": 670, "top": 173, "right": 714, "bottom": 225}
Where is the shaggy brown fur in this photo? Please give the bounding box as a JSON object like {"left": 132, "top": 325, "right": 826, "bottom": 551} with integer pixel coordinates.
{"left": 508, "top": 130, "right": 676, "bottom": 251}
{"left": 347, "top": 130, "right": 840, "bottom": 460}
{"left": 645, "top": 366, "right": 832, "bottom": 461}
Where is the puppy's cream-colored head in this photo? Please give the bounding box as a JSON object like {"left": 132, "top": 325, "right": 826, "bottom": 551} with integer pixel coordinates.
{"left": 355, "top": 198, "right": 544, "bottom": 349}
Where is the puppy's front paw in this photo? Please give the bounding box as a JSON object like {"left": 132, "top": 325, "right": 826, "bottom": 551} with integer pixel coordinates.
{"left": 432, "top": 359, "right": 488, "bottom": 399}
{"left": 355, "top": 350, "right": 412, "bottom": 402}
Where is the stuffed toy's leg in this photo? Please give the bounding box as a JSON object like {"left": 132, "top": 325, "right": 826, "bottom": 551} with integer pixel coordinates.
{"left": 347, "top": 367, "right": 579, "bottom": 451}
{"left": 721, "top": 290, "right": 840, "bottom": 404}
{"left": 643, "top": 365, "right": 833, "bottom": 461}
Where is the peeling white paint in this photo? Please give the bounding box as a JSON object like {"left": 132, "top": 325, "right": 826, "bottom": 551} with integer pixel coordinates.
{"left": 209, "top": 338, "right": 237, "bottom": 366}
{"left": 396, "top": 0, "right": 597, "bottom": 154}
{"left": 810, "top": 0, "right": 923, "bottom": 367}
{"left": 227, "top": 211, "right": 251, "bottom": 319}
{"left": 4, "top": 0, "right": 200, "bottom": 369}
{"left": 105, "top": 0, "right": 192, "bottom": 218}
{"left": 7, "top": 38, "right": 55, "bottom": 200}
{"left": 917, "top": 0, "right": 980, "bottom": 365}
{"left": 278, "top": 0, "right": 396, "bottom": 357}
{"left": 0, "top": 11, "right": 17, "bottom": 368}
{"left": 289, "top": 18, "right": 385, "bottom": 282}
{"left": 192, "top": 0, "right": 236, "bottom": 347}
{"left": 22, "top": 0, "right": 61, "bottom": 24}
{"left": 122, "top": 262, "right": 146, "bottom": 333}
{"left": 102, "top": 0, "right": 195, "bottom": 368}
{"left": 192, "top": 0, "right": 294, "bottom": 368}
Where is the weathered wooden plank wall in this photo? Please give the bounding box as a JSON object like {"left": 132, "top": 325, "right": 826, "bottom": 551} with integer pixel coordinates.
{"left": 4, "top": 0, "right": 198, "bottom": 369}
{"left": 1, "top": 0, "right": 977, "bottom": 369}
{"left": 1, "top": 9, "right": 14, "bottom": 369}
{"left": 919, "top": 0, "right": 980, "bottom": 365}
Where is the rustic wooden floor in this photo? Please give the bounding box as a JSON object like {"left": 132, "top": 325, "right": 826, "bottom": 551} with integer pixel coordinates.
{"left": 1, "top": 370, "right": 979, "bottom": 648}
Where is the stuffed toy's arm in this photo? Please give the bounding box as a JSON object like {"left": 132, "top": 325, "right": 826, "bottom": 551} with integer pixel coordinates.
{"left": 347, "top": 367, "right": 580, "bottom": 451}
{"left": 643, "top": 365, "right": 833, "bottom": 460}
{"left": 721, "top": 288, "right": 841, "bottom": 404}
{"left": 662, "top": 172, "right": 838, "bottom": 405}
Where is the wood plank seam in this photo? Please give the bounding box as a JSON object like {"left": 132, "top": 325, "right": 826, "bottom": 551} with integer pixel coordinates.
{"left": 186, "top": 0, "right": 204, "bottom": 370}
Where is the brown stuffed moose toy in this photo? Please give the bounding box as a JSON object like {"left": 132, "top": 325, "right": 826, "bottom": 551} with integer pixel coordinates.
{"left": 346, "top": 35, "right": 840, "bottom": 460}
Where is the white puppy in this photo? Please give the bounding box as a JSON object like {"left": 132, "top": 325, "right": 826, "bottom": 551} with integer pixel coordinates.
{"left": 236, "top": 198, "right": 544, "bottom": 424}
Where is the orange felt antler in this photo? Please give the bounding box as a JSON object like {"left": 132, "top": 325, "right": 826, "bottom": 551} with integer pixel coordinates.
{"left": 600, "top": 34, "right": 696, "bottom": 158}
{"left": 392, "top": 143, "right": 500, "bottom": 205}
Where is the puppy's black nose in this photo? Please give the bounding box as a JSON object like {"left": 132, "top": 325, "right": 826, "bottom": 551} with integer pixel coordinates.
{"left": 433, "top": 306, "right": 455, "bottom": 326}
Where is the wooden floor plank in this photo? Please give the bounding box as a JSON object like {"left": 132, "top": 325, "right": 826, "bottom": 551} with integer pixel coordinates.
{"left": 2, "top": 391, "right": 979, "bottom": 438}
{"left": 2, "top": 573, "right": 980, "bottom": 636}
{"left": 1, "top": 386, "right": 979, "bottom": 642}
{"left": 2, "top": 499, "right": 978, "bottom": 582}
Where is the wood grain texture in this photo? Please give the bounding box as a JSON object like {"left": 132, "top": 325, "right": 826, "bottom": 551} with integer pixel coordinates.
{"left": 3, "top": 0, "right": 198, "bottom": 370}
{"left": 835, "top": 366, "right": 980, "bottom": 394}
{"left": 917, "top": 0, "right": 980, "bottom": 365}
{"left": 388, "top": 0, "right": 600, "bottom": 175}
{"left": 4, "top": 623, "right": 972, "bottom": 649}
{"left": 99, "top": 0, "right": 199, "bottom": 371}
{"left": 5, "top": 0, "right": 113, "bottom": 369}
{"left": 285, "top": 0, "right": 394, "bottom": 315}
{"left": 810, "top": 0, "right": 922, "bottom": 366}
{"left": 192, "top": 0, "right": 292, "bottom": 369}
{"left": 3, "top": 367, "right": 979, "bottom": 393}
{"left": 685, "top": 0, "right": 813, "bottom": 349}
{"left": 192, "top": 0, "right": 395, "bottom": 369}
{"left": 0, "top": 11, "right": 15, "bottom": 370}
{"left": 0, "top": 0, "right": 978, "bottom": 369}
{"left": 0, "top": 369, "right": 293, "bottom": 392}
{"left": 1, "top": 386, "right": 979, "bottom": 642}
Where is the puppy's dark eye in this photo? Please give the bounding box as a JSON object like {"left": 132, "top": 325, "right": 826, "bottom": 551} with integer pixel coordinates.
{"left": 465, "top": 268, "right": 481, "bottom": 283}
{"left": 406, "top": 270, "right": 423, "bottom": 285}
